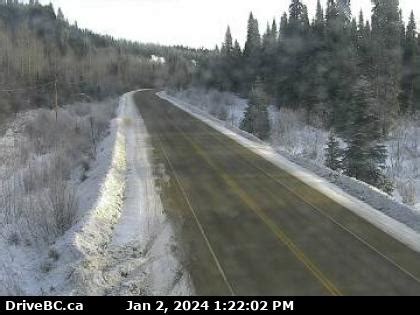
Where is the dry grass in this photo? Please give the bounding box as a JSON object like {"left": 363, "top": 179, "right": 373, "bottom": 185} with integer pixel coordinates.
{"left": 0, "top": 98, "right": 117, "bottom": 243}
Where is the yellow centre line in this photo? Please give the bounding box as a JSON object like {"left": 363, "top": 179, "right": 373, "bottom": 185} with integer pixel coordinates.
{"left": 174, "top": 124, "right": 342, "bottom": 296}
{"left": 222, "top": 174, "right": 342, "bottom": 296}
{"left": 197, "top": 113, "right": 420, "bottom": 287}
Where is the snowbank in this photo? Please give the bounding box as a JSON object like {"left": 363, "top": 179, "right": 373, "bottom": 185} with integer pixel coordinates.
{"left": 0, "top": 99, "right": 118, "bottom": 295}
{"left": 69, "top": 91, "right": 192, "bottom": 296}
{"left": 158, "top": 91, "right": 420, "bottom": 253}
{"left": 99, "top": 91, "right": 193, "bottom": 295}
{"left": 69, "top": 100, "right": 128, "bottom": 295}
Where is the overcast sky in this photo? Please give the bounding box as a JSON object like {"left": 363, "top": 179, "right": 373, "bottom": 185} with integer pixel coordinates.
{"left": 39, "top": 0, "right": 420, "bottom": 49}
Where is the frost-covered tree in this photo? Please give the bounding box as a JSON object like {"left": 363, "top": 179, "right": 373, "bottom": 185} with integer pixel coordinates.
{"left": 240, "top": 79, "right": 270, "bottom": 140}
{"left": 325, "top": 132, "right": 343, "bottom": 171}
{"left": 337, "top": 0, "right": 351, "bottom": 21}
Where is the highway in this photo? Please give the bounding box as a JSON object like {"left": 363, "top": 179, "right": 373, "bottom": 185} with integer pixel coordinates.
{"left": 134, "top": 90, "right": 420, "bottom": 296}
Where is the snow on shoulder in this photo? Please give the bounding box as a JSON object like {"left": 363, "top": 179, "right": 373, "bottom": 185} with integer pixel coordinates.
{"left": 157, "top": 91, "right": 420, "bottom": 253}
{"left": 71, "top": 91, "right": 193, "bottom": 296}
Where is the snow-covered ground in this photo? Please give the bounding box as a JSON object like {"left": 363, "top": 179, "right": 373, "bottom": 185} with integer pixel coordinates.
{"left": 0, "top": 91, "right": 191, "bottom": 296}
{"left": 79, "top": 91, "right": 192, "bottom": 295}
{"left": 387, "top": 118, "right": 420, "bottom": 210}
{"left": 170, "top": 88, "right": 248, "bottom": 127}
{"left": 0, "top": 99, "right": 117, "bottom": 295}
{"left": 169, "top": 88, "right": 328, "bottom": 165}
{"left": 71, "top": 91, "right": 192, "bottom": 296}
{"left": 160, "top": 91, "right": 420, "bottom": 252}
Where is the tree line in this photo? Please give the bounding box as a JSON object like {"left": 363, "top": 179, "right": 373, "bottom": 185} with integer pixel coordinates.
{"left": 0, "top": 0, "right": 203, "bottom": 119}
{"left": 195, "top": 0, "right": 418, "bottom": 193}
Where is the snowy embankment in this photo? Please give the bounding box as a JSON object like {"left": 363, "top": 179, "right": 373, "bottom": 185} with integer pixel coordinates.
{"left": 0, "top": 91, "right": 191, "bottom": 296}
{"left": 70, "top": 91, "right": 192, "bottom": 296}
{"left": 110, "top": 92, "right": 192, "bottom": 296}
{"left": 0, "top": 99, "right": 117, "bottom": 295}
{"left": 158, "top": 91, "right": 420, "bottom": 253}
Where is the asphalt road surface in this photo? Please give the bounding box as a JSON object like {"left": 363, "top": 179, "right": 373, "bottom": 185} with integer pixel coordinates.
{"left": 134, "top": 90, "right": 420, "bottom": 296}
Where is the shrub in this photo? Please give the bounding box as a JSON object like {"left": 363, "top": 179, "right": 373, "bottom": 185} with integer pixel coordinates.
{"left": 0, "top": 98, "right": 117, "bottom": 243}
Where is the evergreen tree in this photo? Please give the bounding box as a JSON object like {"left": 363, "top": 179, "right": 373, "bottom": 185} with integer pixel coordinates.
{"left": 231, "top": 40, "right": 243, "bottom": 92}
{"left": 243, "top": 12, "right": 261, "bottom": 94}
{"left": 357, "top": 9, "right": 364, "bottom": 32}
{"left": 355, "top": 10, "right": 373, "bottom": 75}
{"left": 261, "top": 20, "right": 278, "bottom": 97}
{"left": 277, "top": 0, "right": 308, "bottom": 108}
{"left": 342, "top": 77, "right": 392, "bottom": 193}
{"left": 313, "top": 0, "right": 325, "bottom": 36}
{"left": 304, "top": 0, "right": 328, "bottom": 112}
{"left": 289, "top": 0, "right": 304, "bottom": 24}
{"left": 401, "top": 11, "right": 418, "bottom": 112}
{"left": 262, "top": 23, "right": 272, "bottom": 51}
{"left": 301, "top": 5, "right": 310, "bottom": 32}
{"left": 288, "top": 0, "right": 306, "bottom": 35}
{"left": 399, "top": 9, "right": 406, "bottom": 48}
{"left": 371, "top": 0, "right": 403, "bottom": 134}
{"left": 220, "top": 26, "right": 234, "bottom": 90}
{"left": 240, "top": 79, "right": 270, "bottom": 140}
{"left": 233, "top": 40, "right": 242, "bottom": 57}
{"left": 279, "top": 12, "right": 288, "bottom": 40}
{"left": 221, "top": 26, "right": 233, "bottom": 56}
{"left": 325, "top": 0, "right": 358, "bottom": 131}
{"left": 57, "top": 8, "right": 65, "bottom": 21}
{"left": 326, "top": 0, "right": 339, "bottom": 25}
{"left": 414, "top": 35, "right": 420, "bottom": 111}
{"left": 271, "top": 19, "right": 278, "bottom": 40}
{"left": 325, "top": 132, "right": 343, "bottom": 171}
{"left": 337, "top": 0, "right": 351, "bottom": 22}
{"left": 244, "top": 13, "right": 261, "bottom": 58}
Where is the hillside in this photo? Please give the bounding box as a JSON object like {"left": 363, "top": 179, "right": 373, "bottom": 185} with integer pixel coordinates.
{"left": 0, "top": 1, "right": 204, "bottom": 120}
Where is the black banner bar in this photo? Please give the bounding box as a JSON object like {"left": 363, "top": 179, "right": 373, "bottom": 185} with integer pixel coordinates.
{"left": 0, "top": 297, "right": 417, "bottom": 314}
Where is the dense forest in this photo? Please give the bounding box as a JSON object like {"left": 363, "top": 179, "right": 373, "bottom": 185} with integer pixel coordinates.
{"left": 0, "top": 0, "right": 203, "bottom": 119}
{"left": 195, "top": 0, "right": 419, "bottom": 192}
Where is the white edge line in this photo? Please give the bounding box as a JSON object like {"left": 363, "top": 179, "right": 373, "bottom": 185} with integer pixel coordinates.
{"left": 156, "top": 91, "right": 420, "bottom": 254}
